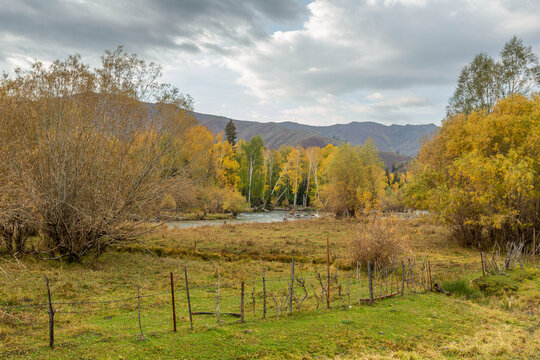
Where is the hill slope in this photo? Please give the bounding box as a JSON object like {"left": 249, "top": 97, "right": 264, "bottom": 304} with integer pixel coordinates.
{"left": 194, "top": 112, "right": 336, "bottom": 149}
{"left": 277, "top": 121, "right": 437, "bottom": 156}
{"left": 193, "top": 111, "right": 437, "bottom": 165}
{"left": 194, "top": 112, "right": 437, "bottom": 156}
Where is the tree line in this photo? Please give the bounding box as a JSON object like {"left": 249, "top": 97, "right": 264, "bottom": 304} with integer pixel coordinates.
{"left": 0, "top": 48, "right": 399, "bottom": 260}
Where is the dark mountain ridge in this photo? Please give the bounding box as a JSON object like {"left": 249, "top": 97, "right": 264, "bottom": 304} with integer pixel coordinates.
{"left": 193, "top": 111, "right": 438, "bottom": 167}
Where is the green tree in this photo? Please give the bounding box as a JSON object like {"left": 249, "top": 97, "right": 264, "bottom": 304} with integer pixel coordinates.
{"left": 447, "top": 37, "right": 539, "bottom": 116}
{"left": 225, "top": 119, "right": 237, "bottom": 145}
{"left": 238, "top": 136, "right": 265, "bottom": 206}
{"left": 500, "top": 35, "right": 540, "bottom": 96}
{"left": 447, "top": 53, "right": 502, "bottom": 116}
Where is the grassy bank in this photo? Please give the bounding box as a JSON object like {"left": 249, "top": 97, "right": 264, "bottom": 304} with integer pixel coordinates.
{"left": 0, "top": 217, "right": 538, "bottom": 359}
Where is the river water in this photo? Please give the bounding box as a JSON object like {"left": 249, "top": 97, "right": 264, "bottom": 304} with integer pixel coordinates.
{"left": 167, "top": 210, "right": 317, "bottom": 229}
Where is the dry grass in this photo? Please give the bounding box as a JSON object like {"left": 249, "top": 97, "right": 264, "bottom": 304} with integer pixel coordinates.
{"left": 1, "top": 216, "right": 537, "bottom": 359}
{"left": 350, "top": 217, "right": 406, "bottom": 266}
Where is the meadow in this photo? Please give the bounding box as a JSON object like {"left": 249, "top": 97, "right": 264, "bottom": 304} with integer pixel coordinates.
{"left": 0, "top": 216, "right": 538, "bottom": 359}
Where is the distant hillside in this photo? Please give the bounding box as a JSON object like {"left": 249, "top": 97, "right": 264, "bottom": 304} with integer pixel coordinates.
{"left": 278, "top": 121, "right": 438, "bottom": 156}
{"left": 193, "top": 111, "right": 437, "bottom": 167}
{"left": 194, "top": 112, "right": 336, "bottom": 149}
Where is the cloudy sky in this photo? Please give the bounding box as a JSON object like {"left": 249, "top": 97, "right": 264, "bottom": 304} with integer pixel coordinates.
{"left": 1, "top": 0, "right": 539, "bottom": 126}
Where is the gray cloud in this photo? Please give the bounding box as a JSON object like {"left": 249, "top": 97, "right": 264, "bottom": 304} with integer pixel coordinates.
{"left": 0, "top": 0, "right": 307, "bottom": 66}
{"left": 0, "top": 0, "right": 539, "bottom": 126}
{"left": 226, "top": 0, "right": 540, "bottom": 99}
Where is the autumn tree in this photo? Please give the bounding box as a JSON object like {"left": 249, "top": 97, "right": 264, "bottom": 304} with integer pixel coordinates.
{"left": 320, "top": 141, "right": 385, "bottom": 217}
{"left": 281, "top": 147, "right": 305, "bottom": 207}
{"left": 447, "top": 37, "right": 539, "bottom": 116}
{"left": 263, "top": 148, "right": 285, "bottom": 209}
{"left": 0, "top": 48, "right": 195, "bottom": 260}
{"left": 406, "top": 94, "right": 539, "bottom": 247}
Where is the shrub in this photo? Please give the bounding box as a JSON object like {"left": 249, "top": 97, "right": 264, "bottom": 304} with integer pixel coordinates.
{"left": 222, "top": 188, "right": 249, "bottom": 215}
{"left": 0, "top": 48, "right": 194, "bottom": 261}
{"left": 350, "top": 217, "right": 405, "bottom": 266}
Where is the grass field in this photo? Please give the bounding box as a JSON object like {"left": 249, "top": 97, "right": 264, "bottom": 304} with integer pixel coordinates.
{"left": 0, "top": 217, "right": 538, "bottom": 359}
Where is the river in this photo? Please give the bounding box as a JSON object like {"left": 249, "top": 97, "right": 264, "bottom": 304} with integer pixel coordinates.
{"left": 167, "top": 210, "right": 317, "bottom": 229}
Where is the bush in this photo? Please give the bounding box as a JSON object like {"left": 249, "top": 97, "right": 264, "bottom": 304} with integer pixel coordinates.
{"left": 0, "top": 48, "right": 194, "bottom": 261}
{"left": 350, "top": 217, "right": 405, "bottom": 266}
{"left": 222, "top": 189, "right": 249, "bottom": 215}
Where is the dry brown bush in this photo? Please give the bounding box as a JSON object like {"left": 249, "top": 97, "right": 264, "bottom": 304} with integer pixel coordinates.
{"left": 350, "top": 216, "right": 405, "bottom": 266}
{"left": 0, "top": 47, "right": 195, "bottom": 261}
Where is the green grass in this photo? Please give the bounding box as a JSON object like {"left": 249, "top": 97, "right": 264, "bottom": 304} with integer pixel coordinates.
{"left": 441, "top": 279, "right": 482, "bottom": 299}
{"left": 4, "top": 293, "right": 539, "bottom": 359}
{"left": 1, "top": 217, "right": 538, "bottom": 359}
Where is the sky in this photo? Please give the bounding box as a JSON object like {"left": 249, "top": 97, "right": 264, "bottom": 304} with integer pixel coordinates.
{"left": 0, "top": 0, "right": 539, "bottom": 126}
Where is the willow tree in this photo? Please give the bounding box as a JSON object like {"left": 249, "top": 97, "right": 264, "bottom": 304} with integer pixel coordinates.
{"left": 406, "top": 95, "right": 539, "bottom": 247}
{"left": 0, "top": 47, "right": 194, "bottom": 260}
{"left": 320, "top": 141, "right": 385, "bottom": 217}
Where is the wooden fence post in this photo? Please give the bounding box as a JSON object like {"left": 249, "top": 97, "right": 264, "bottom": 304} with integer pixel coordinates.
{"left": 137, "top": 285, "right": 145, "bottom": 338}
{"left": 428, "top": 261, "right": 433, "bottom": 291}
{"left": 216, "top": 263, "right": 221, "bottom": 324}
{"left": 170, "top": 272, "right": 177, "bottom": 332}
{"left": 289, "top": 258, "right": 294, "bottom": 315}
{"left": 326, "top": 238, "right": 330, "bottom": 309}
{"left": 184, "top": 266, "right": 193, "bottom": 330}
{"left": 240, "top": 281, "right": 245, "bottom": 323}
{"left": 401, "top": 261, "right": 405, "bottom": 296}
{"left": 45, "top": 277, "right": 54, "bottom": 349}
{"left": 533, "top": 228, "right": 536, "bottom": 265}
{"left": 262, "top": 268, "right": 266, "bottom": 319}
{"left": 479, "top": 243, "right": 486, "bottom": 277}
{"left": 367, "top": 261, "right": 373, "bottom": 304}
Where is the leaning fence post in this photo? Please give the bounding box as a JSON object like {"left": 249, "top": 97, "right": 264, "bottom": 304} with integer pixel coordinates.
{"left": 479, "top": 243, "right": 486, "bottom": 277}
{"left": 137, "top": 285, "right": 145, "bottom": 338}
{"left": 45, "top": 277, "right": 54, "bottom": 349}
{"left": 428, "top": 261, "right": 433, "bottom": 291}
{"left": 367, "top": 261, "right": 373, "bottom": 304}
{"left": 184, "top": 266, "right": 193, "bottom": 330}
{"left": 170, "top": 272, "right": 177, "bottom": 332}
{"left": 326, "top": 238, "right": 331, "bottom": 309}
{"left": 401, "top": 261, "right": 405, "bottom": 296}
{"left": 289, "top": 257, "right": 294, "bottom": 315}
{"left": 262, "top": 267, "right": 266, "bottom": 319}
{"left": 240, "top": 281, "right": 245, "bottom": 323}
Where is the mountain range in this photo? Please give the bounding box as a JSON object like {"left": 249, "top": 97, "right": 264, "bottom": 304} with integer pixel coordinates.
{"left": 193, "top": 111, "right": 438, "bottom": 167}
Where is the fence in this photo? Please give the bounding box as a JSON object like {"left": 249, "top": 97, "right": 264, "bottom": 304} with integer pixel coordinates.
{"left": 0, "top": 241, "right": 535, "bottom": 350}
{"left": 1, "top": 263, "right": 434, "bottom": 348}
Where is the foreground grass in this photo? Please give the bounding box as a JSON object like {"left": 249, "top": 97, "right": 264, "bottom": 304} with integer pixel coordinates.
{"left": 1, "top": 217, "right": 538, "bottom": 359}
{"left": 4, "top": 291, "right": 539, "bottom": 359}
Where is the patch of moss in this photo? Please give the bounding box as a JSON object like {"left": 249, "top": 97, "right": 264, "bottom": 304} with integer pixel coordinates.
{"left": 472, "top": 275, "right": 518, "bottom": 296}
{"left": 471, "top": 267, "right": 539, "bottom": 297}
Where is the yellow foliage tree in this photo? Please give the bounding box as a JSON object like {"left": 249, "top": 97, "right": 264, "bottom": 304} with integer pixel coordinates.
{"left": 320, "top": 141, "right": 385, "bottom": 217}
{"left": 405, "top": 94, "right": 539, "bottom": 246}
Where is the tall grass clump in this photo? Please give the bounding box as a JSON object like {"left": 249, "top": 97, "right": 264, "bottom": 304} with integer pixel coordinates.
{"left": 350, "top": 216, "right": 405, "bottom": 266}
